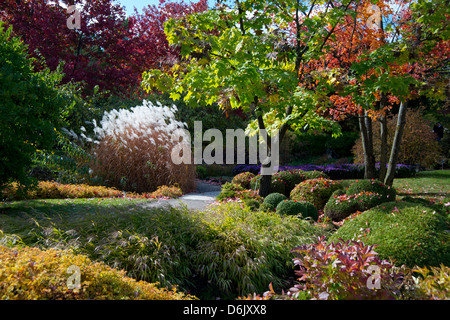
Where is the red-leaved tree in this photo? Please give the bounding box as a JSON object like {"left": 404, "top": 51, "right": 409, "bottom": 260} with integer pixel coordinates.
{"left": 0, "top": 0, "right": 208, "bottom": 96}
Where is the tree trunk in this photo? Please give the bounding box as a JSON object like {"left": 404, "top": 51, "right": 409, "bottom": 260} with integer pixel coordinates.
{"left": 384, "top": 100, "right": 408, "bottom": 186}
{"left": 256, "top": 109, "right": 272, "bottom": 197}
{"left": 359, "top": 111, "right": 376, "bottom": 179}
{"left": 259, "top": 169, "right": 272, "bottom": 197}
{"left": 379, "top": 113, "right": 388, "bottom": 181}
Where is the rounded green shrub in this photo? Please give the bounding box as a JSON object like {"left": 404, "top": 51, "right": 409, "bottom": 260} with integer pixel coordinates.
{"left": 273, "top": 170, "right": 306, "bottom": 196}
{"left": 276, "top": 200, "right": 305, "bottom": 216}
{"left": 231, "top": 172, "right": 256, "bottom": 189}
{"left": 244, "top": 198, "right": 260, "bottom": 211}
{"left": 217, "top": 182, "right": 245, "bottom": 201}
{"left": 290, "top": 178, "right": 342, "bottom": 209}
{"left": 324, "top": 179, "right": 397, "bottom": 221}
{"left": 263, "top": 193, "right": 288, "bottom": 210}
{"left": 328, "top": 201, "right": 450, "bottom": 267}
{"left": 249, "top": 174, "right": 286, "bottom": 195}
{"left": 323, "top": 194, "right": 360, "bottom": 221}
{"left": 276, "top": 200, "right": 318, "bottom": 220}
{"left": 259, "top": 202, "right": 275, "bottom": 212}
{"left": 302, "top": 170, "right": 329, "bottom": 180}
{"left": 346, "top": 179, "right": 396, "bottom": 201}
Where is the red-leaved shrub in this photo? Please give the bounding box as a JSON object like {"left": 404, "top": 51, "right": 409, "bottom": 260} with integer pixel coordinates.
{"left": 288, "top": 237, "right": 406, "bottom": 300}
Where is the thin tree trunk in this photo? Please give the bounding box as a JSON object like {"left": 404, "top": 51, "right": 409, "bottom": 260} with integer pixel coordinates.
{"left": 384, "top": 100, "right": 408, "bottom": 186}
{"left": 259, "top": 166, "right": 272, "bottom": 197}
{"left": 255, "top": 102, "right": 272, "bottom": 197}
{"left": 378, "top": 93, "right": 388, "bottom": 181}
{"left": 359, "top": 111, "right": 376, "bottom": 179}
{"left": 379, "top": 113, "right": 388, "bottom": 181}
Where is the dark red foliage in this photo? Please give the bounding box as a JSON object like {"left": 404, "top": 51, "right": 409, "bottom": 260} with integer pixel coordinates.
{"left": 0, "top": 0, "right": 207, "bottom": 96}
{"left": 288, "top": 236, "right": 406, "bottom": 300}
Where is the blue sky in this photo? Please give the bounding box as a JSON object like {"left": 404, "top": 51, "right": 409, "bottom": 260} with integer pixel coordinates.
{"left": 115, "top": 0, "right": 216, "bottom": 16}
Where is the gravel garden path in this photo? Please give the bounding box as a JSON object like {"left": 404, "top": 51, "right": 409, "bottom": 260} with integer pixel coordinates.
{"left": 141, "top": 180, "right": 222, "bottom": 211}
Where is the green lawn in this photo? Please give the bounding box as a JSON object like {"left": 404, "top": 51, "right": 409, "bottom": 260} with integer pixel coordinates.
{"left": 337, "top": 170, "right": 450, "bottom": 202}
{"left": 393, "top": 170, "right": 450, "bottom": 200}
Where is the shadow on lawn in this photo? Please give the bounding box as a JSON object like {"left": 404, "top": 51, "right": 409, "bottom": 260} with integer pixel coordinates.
{"left": 415, "top": 171, "right": 450, "bottom": 180}
{"left": 398, "top": 192, "right": 450, "bottom": 196}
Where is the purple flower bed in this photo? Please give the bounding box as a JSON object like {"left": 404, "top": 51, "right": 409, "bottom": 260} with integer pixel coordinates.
{"left": 232, "top": 163, "right": 416, "bottom": 180}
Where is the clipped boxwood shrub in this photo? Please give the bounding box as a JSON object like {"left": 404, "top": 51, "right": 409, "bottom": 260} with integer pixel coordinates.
{"left": 249, "top": 174, "right": 286, "bottom": 195}
{"left": 0, "top": 245, "right": 195, "bottom": 300}
{"left": 302, "top": 170, "right": 329, "bottom": 180}
{"left": 270, "top": 177, "right": 286, "bottom": 195}
{"left": 324, "top": 179, "right": 397, "bottom": 221}
{"left": 244, "top": 198, "right": 260, "bottom": 211}
{"left": 272, "top": 170, "right": 306, "bottom": 196}
{"left": 328, "top": 201, "right": 450, "bottom": 267}
{"left": 276, "top": 200, "right": 318, "bottom": 221}
{"left": 231, "top": 172, "right": 256, "bottom": 189}
{"left": 324, "top": 193, "right": 361, "bottom": 221}
{"left": 217, "top": 182, "right": 245, "bottom": 201}
{"left": 346, "top": 179, "right": 396, "bottom": 200}
{"left": 276, "top": 200, "right": 305, "bottom": 216}
{"left": 263, "top": 193, "right": 288, "bottom": 210}
{"left": 290, "top": 178, "right": 342, "bottom": 209}
{"left": 297, "top": 201, "right": 319, "bottom": 221}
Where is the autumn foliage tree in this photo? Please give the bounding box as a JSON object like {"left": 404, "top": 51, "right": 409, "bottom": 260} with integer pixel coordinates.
{"left": 142, "top": 0, "right": 361, "bottom": 197}
{"left": 307, "top": 0, "right": 449, "bottom": 185}
{"left": 352, "top": 108, "right": 442, "bottom": 168}
{"left": 0, "top": 0, "right": 208, "bottom": 96}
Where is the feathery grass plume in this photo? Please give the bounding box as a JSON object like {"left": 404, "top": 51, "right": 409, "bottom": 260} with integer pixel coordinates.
{"left": 89, "top": 100, "right": 195, "bottom": 193}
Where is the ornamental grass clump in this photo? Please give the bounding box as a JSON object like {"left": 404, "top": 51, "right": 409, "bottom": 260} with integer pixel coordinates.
{"left": 1, "top": 181, "right": 124, "bottom": 200}
{"left": 88, "top": 101, "right": 195, "bottom": 193}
